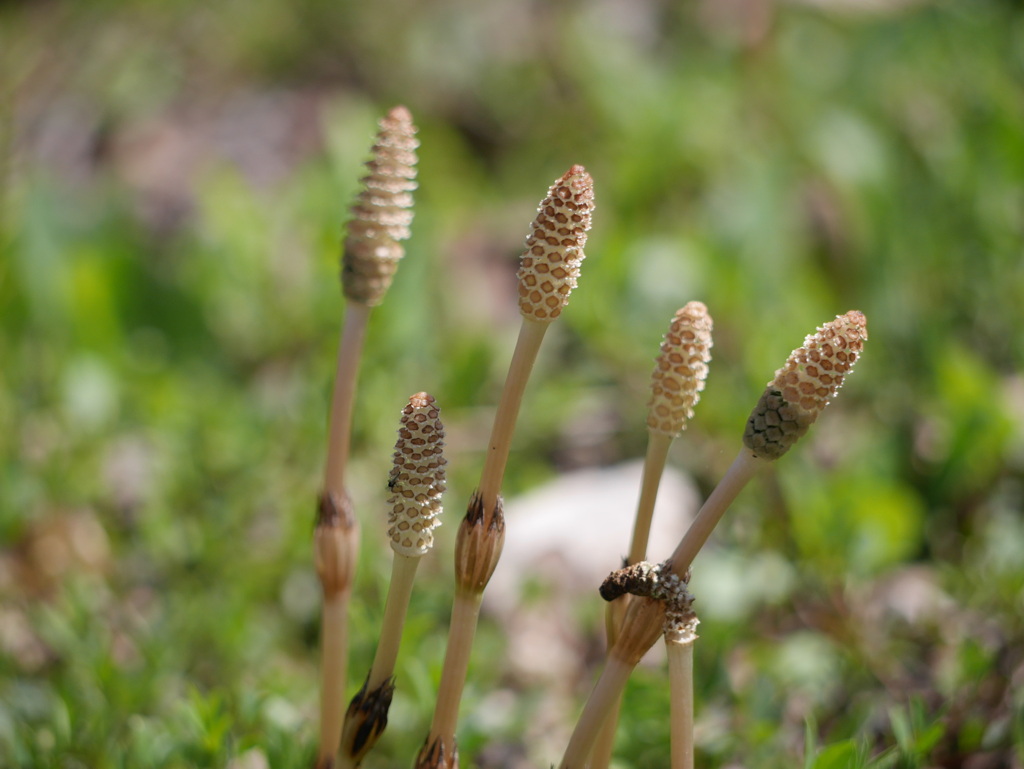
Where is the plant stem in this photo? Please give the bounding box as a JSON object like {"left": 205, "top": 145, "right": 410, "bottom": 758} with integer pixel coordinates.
{"left": 426, "top": 587, "right": 484, "bottom": 749}
{"left": 367, "top": 553, "right": 420, "bottom": 690}
{"left": 587, "top": 686, "right": 621, "bottom": 769}
{"left": 590, "top": 595, "right": 628, "bottom": 766}
{"left": 559, "top": 655, "right": 640, "bottom": 769}
{"left": 666, "top": 638, "right": 695, "bottom": 769}
{"left": 340, "top": 534, "right": 435, "bottom": 764}
{"left": 319, "top": 592, "right": 351, "bottom": 767}
{"left": 323, "top": 303, "right": 372, "bottom": 495}
{"left": 566, "top": 449, "right": 761, "bottom": 767}
{"left": 667, "top": 448, "right": 761, "bottom": 578}
{"left": 477, "top": 319, "right": 548, "bottom": 518}
{"left": 628, "top": 431, "right": 673, "bottom": 567}
{"left": 560, "top": 596, "right": 666, "bottom": 767}
{"left": 590, "top": 431, "right": 673, "bottom": 768}
{"left": 316, "top": 302, "right": 371, "bottom": 767}
{"left": 417, "top": 317, "right": 547, "bottom": 764}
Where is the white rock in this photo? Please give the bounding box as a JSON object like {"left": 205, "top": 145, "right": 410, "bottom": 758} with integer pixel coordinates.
{"left": 487, "top": 459, "right": 699, "bottom": 613}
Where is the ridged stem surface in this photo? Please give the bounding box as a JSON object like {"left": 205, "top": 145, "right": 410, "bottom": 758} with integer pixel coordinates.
{"left": 319, "top": 593, "right": 351, "bottom": 766}
{"left": 587, "top": 689, "right": 621, "bottom": 769}
{"left": 367, "top": 553, "right": 420, "bottom": 690}
{"left": 568, "top": 451, "right": 758, "bottom": 767}
{"left": 667, "top": 639, "right": 695, "bottom": 769}
{"left": 589, "top": 431, "right": 673, "bottom": 768}
{"left": 477, "top": 319, "right": 548, "bottom": 519}
{"left": 561, "top": 596, "right": 665, "bottom": 766}
{"left": 426, "top": 587, "right": 483, "bottom": 749}
{"left": 559, "top": 655, "right": 636, "bottom": 769}
{"left": 628, "top": 431, "right": 674, "bottom": 566}
{"left": 667, "top": 449, "right": 761, "bottom": 577}
{"left": 323, "top": 303, "right": 371, "bottom": 494}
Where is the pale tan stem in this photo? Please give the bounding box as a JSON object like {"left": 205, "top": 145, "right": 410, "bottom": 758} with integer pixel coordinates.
{"left": 667, "top": 449, "right": 762, "bottom": 578}
{"left": 428, "top": 587, "right": 484, "bottom": 745}
{"left": 477, "top": 319, "right": 549, "bottom": 518}
{"left": 590, "top": 431, "right": 674, "bottom": 768}
{"left": 562, "top": 596, "right": 666, "bottom": 767}
{"left": 337, "top": 555, "right": 417, "bottom": 767}
{"left": 319, "top": 592, "right": 352, "bottom": 766}
{"left": 667, "top": 639, "right": 695, "bottom": 769}
{"left": 366, "top": 553, "right": 421, "bottom": 691}
{"left": 628, "top": 431, "right": 674, "bottom": 566}
{"left": 588, "top": 695, "right": 621, "bottom": 769}
{"left": 323, "top": 302, "right": 372, "bottom": 494}
{"left": 559, "top": 655, "right": 636, "bottom": 769}
{"left": 570, "top": 450, "right": 759, "bottom": 768}
{"left": 590, "top": 595, "right": 628, "bottom": 768}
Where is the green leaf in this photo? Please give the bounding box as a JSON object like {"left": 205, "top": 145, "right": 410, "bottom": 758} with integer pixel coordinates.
{"left": 812, "top": 740, "right": 863, "bottom": 769}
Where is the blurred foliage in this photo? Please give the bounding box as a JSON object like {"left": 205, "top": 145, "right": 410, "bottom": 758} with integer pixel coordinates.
{"left": 1, "top": 0, "right": 1023, "bottom": 766}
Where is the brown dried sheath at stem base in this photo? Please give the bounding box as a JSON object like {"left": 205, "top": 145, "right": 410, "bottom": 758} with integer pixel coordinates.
{"left": 415, "top": 494, "right": 505, "bottom": 769}
{"left": 415, "top": 735, "right": 458, "bottom": 769}
{"left": 562, "top": 311, "right": 868, "bottom": 767}
{"left": 316, "top": 106, "right": 418, "bottom": 769}
{"left": 418, "top": 166, "right": 594, "bottom": 769}
{"left": 339, "top": 394, "right": 446, "bottom": 768}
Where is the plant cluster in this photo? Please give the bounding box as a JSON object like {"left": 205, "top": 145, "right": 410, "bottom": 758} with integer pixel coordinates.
{"left": 313, "top": 107, "right": 867, "bottom": 769}
{"left": 2, "top": 5, "right": 1023, "bottom": 768}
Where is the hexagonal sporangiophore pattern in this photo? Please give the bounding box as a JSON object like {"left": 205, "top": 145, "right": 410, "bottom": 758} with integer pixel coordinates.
{"left": 647, "top": 301, "right": 714, "bottom": 437}
{"left": 516, "top": 165, "right": 594, "bottom": 322}
{"left": 387, "top": 392, "right": 446, "bottom": 557}
{"left": 342, "top": 106, "right": 419, "bottom": 307}
{"left": 743, "top": 310, "right": 868, "bottom": 460}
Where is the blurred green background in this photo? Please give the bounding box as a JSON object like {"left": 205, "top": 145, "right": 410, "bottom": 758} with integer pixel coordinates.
{"left": 2, "top": 0, "right": 1023, "bottom": 767}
